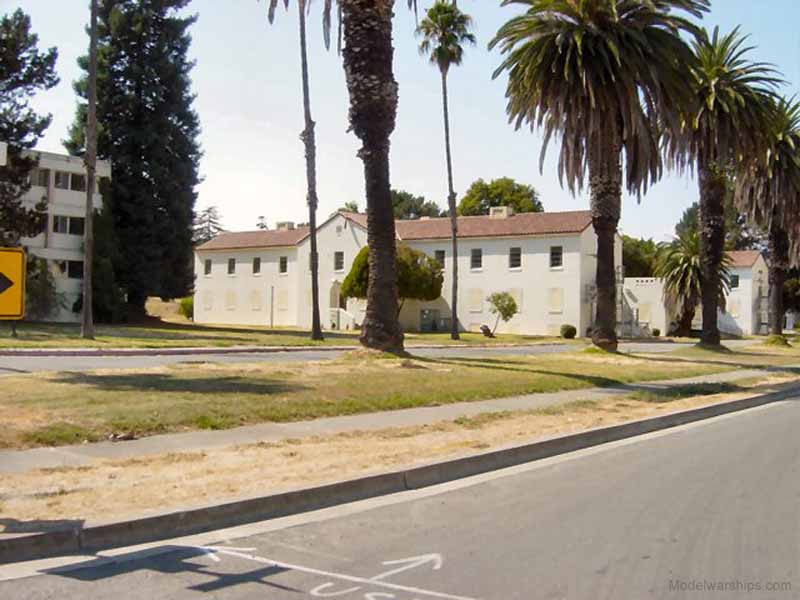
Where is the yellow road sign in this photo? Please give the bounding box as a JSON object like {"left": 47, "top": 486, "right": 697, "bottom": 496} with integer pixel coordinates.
{"left": 0, "top": 248, "right": 25, "bottom": 320}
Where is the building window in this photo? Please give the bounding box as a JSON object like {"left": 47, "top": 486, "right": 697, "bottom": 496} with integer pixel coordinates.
{"left": 334, "top": 251, "right": 345, "bottom": 272}
{"left": 68, "top": 216, "right": 85, "bottom": 236}
{"left": 54, "top": 171, "right": 70, "bottom": 190}
{"left": 470, "top": 248, "right": 483, "bottom": 270}
{"left": 509, "top": 247, "right": 522, "bottom": 269}
{"left": 434, "top": 250, "right": 445, "bottom": 269}
{"left": 550, "top": 246, "right": 563, "bottom": 269}
{"left": 227, "top": 258, "right": 236, "bottom": 275}
{"left": 252, "top": 257, "right": 261, "bottom": 275}
{"left": 279, "top": 256, "right": 288, "bottom": 274}
{"left": 70, "top": 173, "right": 87, "bottom": 192}
{"left": 547, "top": 287, "right": 564, "bottom": 314}
{"left": 730, "top": 274, "right": 740, "bottom": 289}
{"left": 53, "top": 215, "right": 69, "bottom": 234}
{"left": 204, "top": 259, "right": 212, "bottom": 276}
{"left": 67, "top": 260, "right": 84, "bottom": 280}
{"left": 32, "top": 168, "right": 50, "bottom": 187}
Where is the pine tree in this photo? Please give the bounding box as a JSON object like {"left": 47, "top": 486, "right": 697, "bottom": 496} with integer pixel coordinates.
{"left": 193, "top": 206, "right": 224, "bottom": 246}
{"left": 0, "top": 9, "right": 58, "bottom": 246}
{"left": 66, "top": 0, "right": 201, "bottom": 313}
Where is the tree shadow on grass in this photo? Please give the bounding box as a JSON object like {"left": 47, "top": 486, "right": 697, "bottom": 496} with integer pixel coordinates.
{"left": 623, "top": 351, "right": 800, "bottom": 376}
{"left": 51, "top": 373, "right": 305, "bottom": 396}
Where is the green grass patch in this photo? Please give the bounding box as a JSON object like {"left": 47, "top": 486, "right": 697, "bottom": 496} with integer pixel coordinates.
{"left": 1, "top": 351, "right": 735, "bottom": 448}
{"left": 626, "top": 382, "right": 745, "bottom": 404}
{"left": 764, "top": 335, "right": 792, "bottom": 347}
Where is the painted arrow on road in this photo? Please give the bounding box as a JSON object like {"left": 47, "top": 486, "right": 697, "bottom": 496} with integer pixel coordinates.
{"left": 0, "top": 273, "right": 12, "bottom": 296}
{"left": 371, "top": 554, "right": 444, "bottom": 581}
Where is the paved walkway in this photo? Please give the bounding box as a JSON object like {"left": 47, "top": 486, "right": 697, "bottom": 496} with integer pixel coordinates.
{"left": 0, "top": 339, "right": 756, "bottom": 374}
{"left": 0, "top": 363, "right": 787, "bottom": 475}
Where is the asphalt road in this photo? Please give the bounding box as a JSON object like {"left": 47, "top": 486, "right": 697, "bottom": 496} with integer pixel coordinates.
{"left": 2, "top": 396, "right": 797, "bottom": 599}
{"left": 0, "top": 340, "right": 753, "bottom": 374}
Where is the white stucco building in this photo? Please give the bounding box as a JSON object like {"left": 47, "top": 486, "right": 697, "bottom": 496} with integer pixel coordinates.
{"left": 622, "top": 250, "right": 768, "bottom": 337}
{"left": 20, "top": 150, "right": 111, "bottom": 322}
{"left": 194, "top": 208, "right": 622, "bottom": 337}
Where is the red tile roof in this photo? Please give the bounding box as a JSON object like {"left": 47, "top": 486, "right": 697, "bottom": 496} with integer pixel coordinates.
{"left": 394, "top": 210, "right": 592, "bottom": 240}
{"left": 727, "top": 250, "right": 763, "bottom": 268}
{"left": 196, "top": 227, "right": 309, "bottom": 251}
{"left": 197, "top": 210, "right": 592, "bottom": 251}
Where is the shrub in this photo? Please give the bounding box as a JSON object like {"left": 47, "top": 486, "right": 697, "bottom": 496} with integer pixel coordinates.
{"left": 652, "top": 328, "right": 661, "bottom": 337}
{"left": 486, "top": 291, "right": 519, "bottom": 335}
{"left": 560, "top": 324, "right": 577, "bottom": 339}
{"left": 179, "top": 296, "right": 194, "bottom": 321}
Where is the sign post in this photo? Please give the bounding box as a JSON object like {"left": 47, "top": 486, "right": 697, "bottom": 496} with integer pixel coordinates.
{"left": 0, "top": 248, "right": 25, "bottom": 322}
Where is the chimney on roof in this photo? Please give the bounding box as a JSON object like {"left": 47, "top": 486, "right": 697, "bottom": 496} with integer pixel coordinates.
{"left": 489, "top": 205, "right": 514, "bottom": 219}
{"left": 276, "top": 221, "right": 295, "bottom": 231}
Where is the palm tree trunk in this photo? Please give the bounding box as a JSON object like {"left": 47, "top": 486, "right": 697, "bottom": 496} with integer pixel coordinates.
{"left": 440, "top": 69, "right": 459, "bottom": 340}
{"left": 673, "top": 294, "right": 698, "bottom": 337}
{"left": 297, "top": 1, "right": 323, "bottom": 341}
{"left": 768, "top": 214, "right": 789, "bottom": 336}
{"left": 697, "top": 161, "right": 726, "bottom": 346}
{"left": 587, "top": 136, "right": 622, "bottom": 351}
{"left": 81, "top": 0, "right": 99, "bottom": 340}
{"left": 340, "top": 0, "right": 403, "bottom": 353}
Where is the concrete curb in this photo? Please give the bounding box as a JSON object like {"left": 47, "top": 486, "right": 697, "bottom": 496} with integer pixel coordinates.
{"left": 0, "top": 342, "right": 561, "bottom": 358}
{"left": 2, "top": 383, "right": 794, "bottom": 565}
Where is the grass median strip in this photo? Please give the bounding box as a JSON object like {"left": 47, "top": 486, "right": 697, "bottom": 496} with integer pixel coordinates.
{"left": 1, "top": 374, "right": 795, "bottom": 527}
{"left": 0, "top": 321, "right": 566, "bottom": 349}
{"left": 0, "top": 349, "right": 751, "bottom": 449}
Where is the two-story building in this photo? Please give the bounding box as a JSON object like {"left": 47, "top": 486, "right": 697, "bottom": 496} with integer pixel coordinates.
{"left": 20, "top": 150, "right": 112, "bottom": 322}
{"left": 194, "top": 208, "right": 623, "bottom": 337}
{"left": 622, "top": 249, "right": 768, "bottom": 337}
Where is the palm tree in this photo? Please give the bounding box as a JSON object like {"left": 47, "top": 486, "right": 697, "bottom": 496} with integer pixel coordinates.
{"left": 735, "top": 97, "right": 800, "bottom": 335}
{"left": 266, "top": 0, "right": 325, "bottom": 341}
{"left": 416, "top": 1, "right": 475, "bottom": 341}
{"left": 265, "top": 0, "right": 417, "bottom": 352}
{"left": 81, "top": 0, "right": 99, "bottom": 340}
{"left": 666, "top": 27, "right": 780, "bottom": 346}
{"left": 491, "top": 0, "right": 708, "bottom": 351}
{"left": 654, "top": 231, "right": 730, "bottom": 337}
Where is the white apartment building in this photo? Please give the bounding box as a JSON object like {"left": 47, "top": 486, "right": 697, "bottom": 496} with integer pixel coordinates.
{"left": 194, "top": 208, "right": 623, "bottom": 337}
{"left": 622, "top": 250, "right": 768, "bottom": 337}
{"left": 20, "top": 150, "right": 111, "bottom": 322}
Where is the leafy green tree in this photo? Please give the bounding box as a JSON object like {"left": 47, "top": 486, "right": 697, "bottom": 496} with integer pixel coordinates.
{"left": 341, "top": 201, "right": 360, "bottom": 213}
{"left": 391, "top": 189, "right": 442, "bottom": 220}
{"left": 24, "top": 257, "right": 64, "bottom": 321}
{"left": 784, "top": 276, "right": 800, "bottom": 314}
{"left": 487, "top": 291, "right": 518, "bottom": 335}
{"left": 735, "top": 97, "right": 800, "bottom": 335}
{"left": 66, "top": 0, "right": 201, "bottom": 315}
{"left": 193, "top": 206, "right": 225, "bottom": 246}
{"left": 458, "top": 177, "right": 542, "bottom": 216}
{"left": 72, "top": 182, "right": 127, "bottom": 323}
{"left": 654, "top": 231, "right": 730, "bottom": 337}
{"left": 666, "top": 27, "right": 779, "bottom": 346}
{"left": 417, "top": 0, "right": 475, "bottom": 341}
{"left": 342, "top": 244, "right": 443, "bottom": 318}
{"left": 622, "top": 235, "right": 658, "bottom": 278}
{"left": 0, "top": 9, "right": 58, "bottom": 246}
{"left": 676, "top": 198, "right": 765, "bottom": 251}
{"left": 491, "top": 0, "right": 707, "bottom": 351}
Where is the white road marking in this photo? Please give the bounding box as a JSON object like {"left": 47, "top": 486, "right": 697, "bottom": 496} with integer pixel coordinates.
{"left": 372, "top": 554, "right": 443, "bottom": 581}
{"left": 198, "top": 546, "right": 480, "bottom": 600}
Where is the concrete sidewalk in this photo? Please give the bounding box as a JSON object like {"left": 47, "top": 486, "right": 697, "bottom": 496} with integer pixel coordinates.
{"left": 0, "top": 365, "right": 787, "bottom": 475}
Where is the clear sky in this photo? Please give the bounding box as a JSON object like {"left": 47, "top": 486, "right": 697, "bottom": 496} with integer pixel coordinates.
{"left": 8, "top": 0, "right": 800, "bottom": 241}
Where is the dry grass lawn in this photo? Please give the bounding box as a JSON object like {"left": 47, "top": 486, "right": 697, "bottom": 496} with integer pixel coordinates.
{"left": 0, "top": 350, "right": 749, "bottom": 449}
{"left": 1, "top": 374, "right": 796, "bottom": 527}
